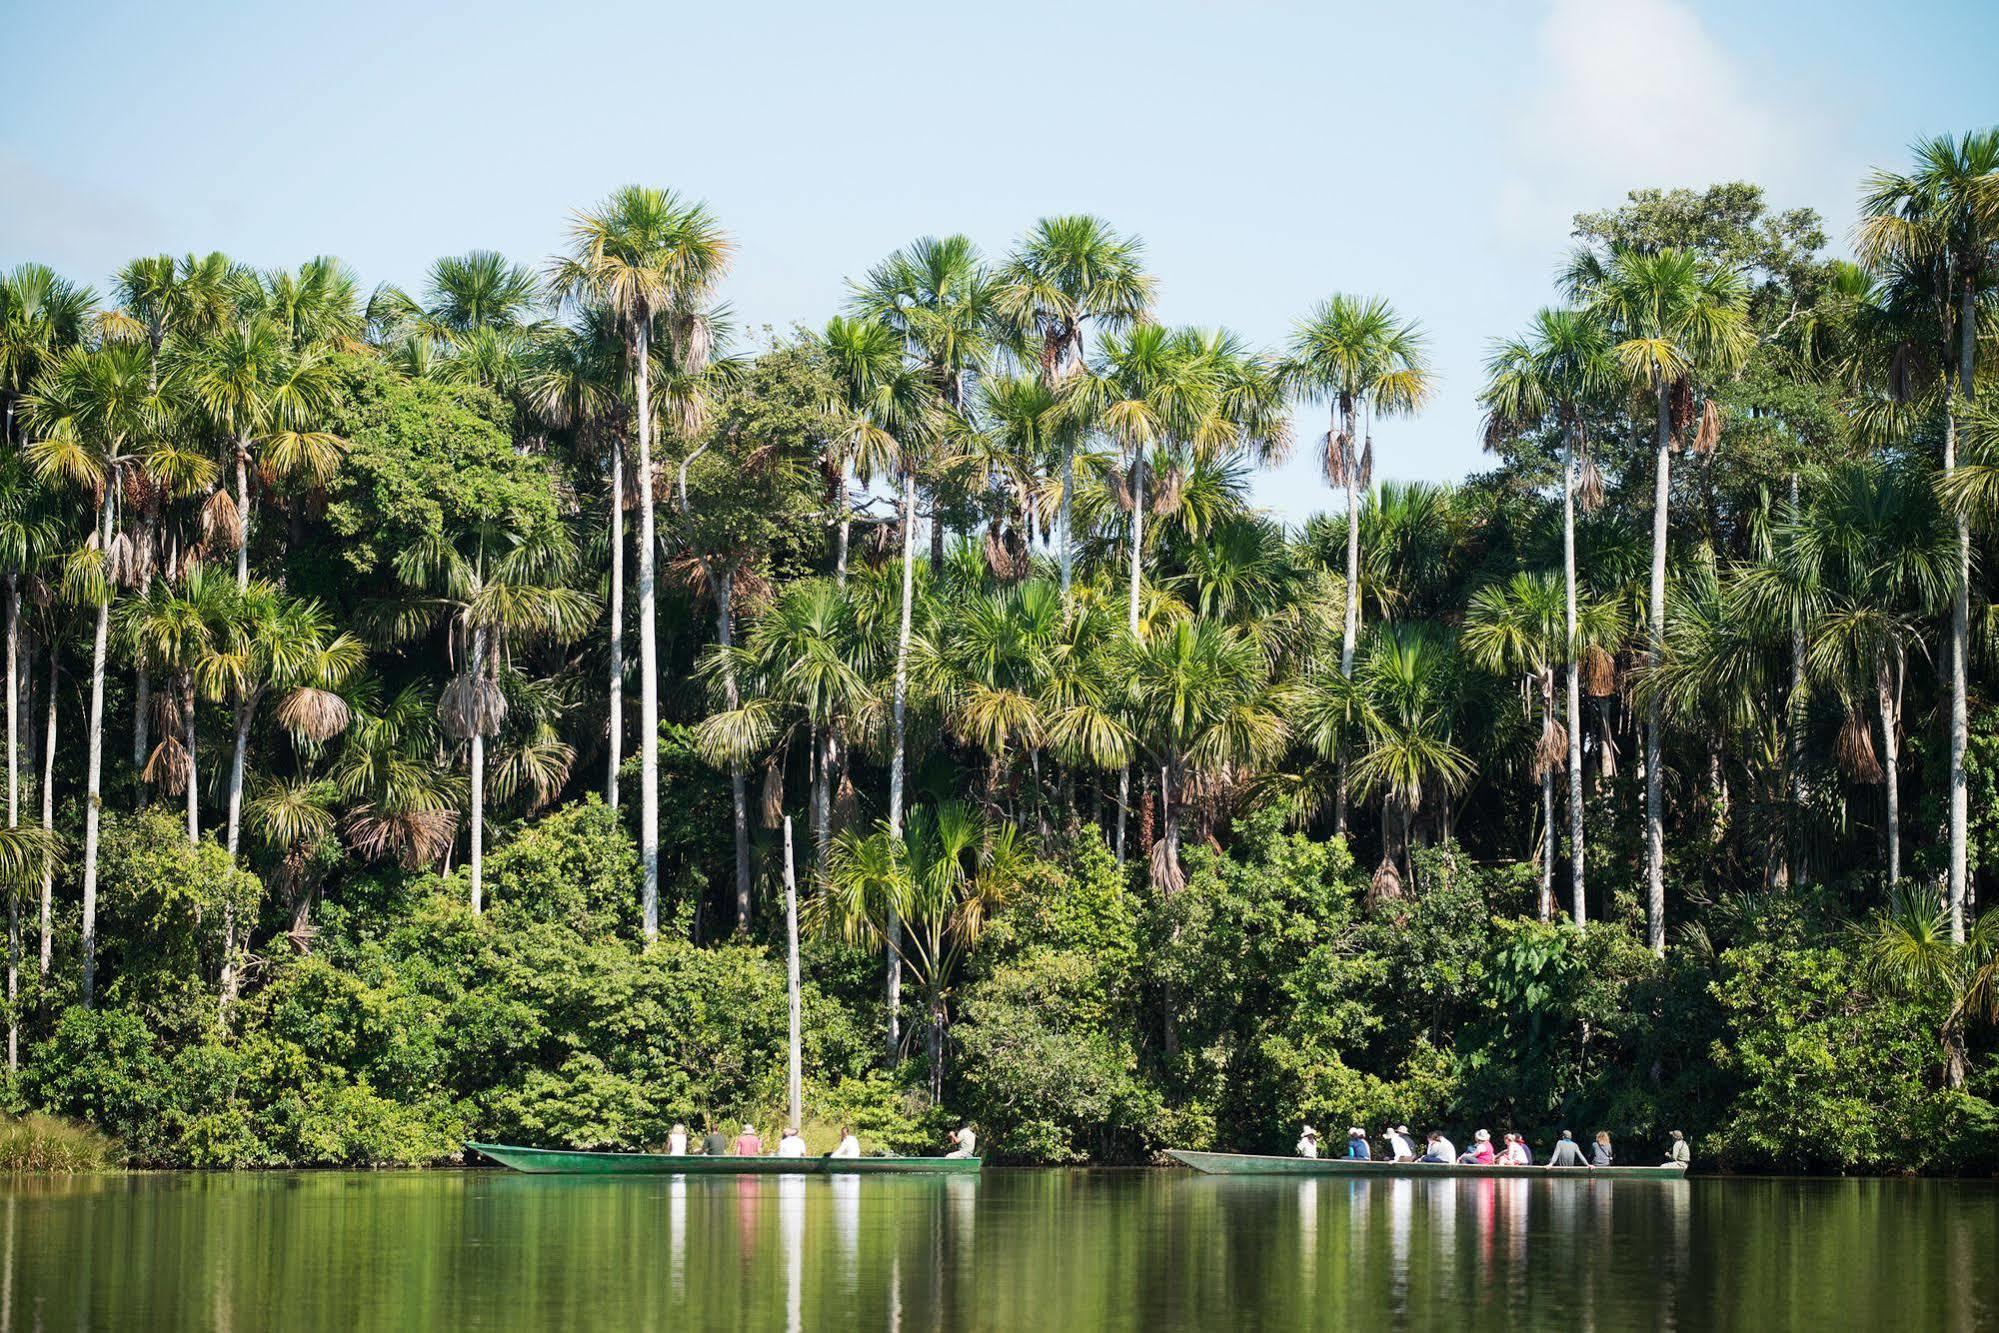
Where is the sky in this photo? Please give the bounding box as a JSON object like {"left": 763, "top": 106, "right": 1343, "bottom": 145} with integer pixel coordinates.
{"left": 5, "top": 0, "right": 1997, "bottom": 524}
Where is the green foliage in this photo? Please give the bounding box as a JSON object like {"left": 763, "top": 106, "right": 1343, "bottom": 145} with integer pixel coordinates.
{"left": 0, "top": 1114, "right": 117, "bottom": 1171}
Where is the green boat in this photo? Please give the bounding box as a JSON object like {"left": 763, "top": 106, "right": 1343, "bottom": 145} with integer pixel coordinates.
{"left": 466, "top": 1142, "right": 982, "bottom": 1175}
{"left": 1167, "top": 1149, "right": 1688, "bottom": 1180}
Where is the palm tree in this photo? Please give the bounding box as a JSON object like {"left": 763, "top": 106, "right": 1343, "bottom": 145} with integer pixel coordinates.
{"left": 1126, "top": 617, "right": 1285, "bottom": 892}
{"left": 1481, "top": 307, "right": 1618, "bottom": 916}
{"left": 0, "top": 822, "right": 58, "bottom": 1070}
{"left": 1793, "top": 462, "right": 1954, "bottom": 883}
{"left": 119, "top": 562, "right": 230, "bottom": 843}
{"left": 1860, "top": 892, "right": 1999, "bottom": 1088}
{"left": 2, "top": 265, "right": 98, "bottom": 444}
{"left": 548, "top": 186, "right": 734, "bottom": 940}
{"left": 819, "top": 801, "right": 1027, "bottom": 1095}
{"left": 376, "top": 522, "right": 595, "bottom": 914}
{"left": 22, "top": 342, "right": 165, "bottom": 1005}
{"left": 1347, "top": 625, "right": 1474, "bottom": 897}
{"left": 521, "top": 311, "right": 625, "bottom": 802}
{"left": 850, "top": 234, "right": 998, "bottom": 573}
{"left": 1855, "top": 131, "right": 1999, "bottom": 942}
{"left": 179, "top": 317, "right": 346, "bottom": 589}
{"left": 1281, "top": 296, "right": 1433, "bottom": 832}
{"left": 1571, "top": 248, "right": 1751, "bottom": 954}
{"left": 994, "top": 217, "right": 1155, "bottom": 601}
{"left": 332, "top": 681, "right": 461, "bottom": 874}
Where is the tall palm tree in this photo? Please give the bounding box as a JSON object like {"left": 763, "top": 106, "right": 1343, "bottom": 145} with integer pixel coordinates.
{"left": 377, "top": 522, "right": 595, "bottom": 914}
{"left": 1125, "top": 617, "right": 1285, "bottom": 892}
{"left": 1347, "top": 624, "right": 1474, "bottom": 896}
{"left": 119, "top": 562, "right": 229, "bottom": 842}
{"left": 0, "top": 264, "right": 97, "bottom": 445}
{"left": 522, "top": 310, "right": 625, "bottom": 803}
{"left": 1860, "top": 891, "right": 1998, "bottom": 1089}
{"left": 994, "top": 217, "right": 1155, "bottom": 600}
{"left": 179, "top": 317, "right": 346, "bottom": 589}
{"left": 1481, "top": 307, "right": 1618, "bottom": 917}
{"left": 819, "top": 801, "right": 1027, "bottom": 1095}
{"left": 1281, "top": 296, "right": 1432, "bottom": 832}
{"left": 850, "top": 235, "right": 998, "bottom": 573}
{"left": 22, "top": 342, "right": 164, "bottom": 1005}
{"left": 1856, "top": 131, "right": 1999, "bottom": 942}
{"left": 1571, "top": 248, "right": 1751, "bottom": 954}
{"left": 548, "top": 186, "right": 734, "bottom": 940}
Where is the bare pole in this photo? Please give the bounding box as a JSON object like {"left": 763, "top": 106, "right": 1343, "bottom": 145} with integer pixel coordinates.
{"left": 783, "top": 816, "right": 803, "bottom": 1134}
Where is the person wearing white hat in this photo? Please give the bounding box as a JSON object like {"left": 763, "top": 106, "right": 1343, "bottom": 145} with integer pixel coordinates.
{"left": 1295, "top": 1126, "right": 1320, "bottom": 1159}
{"left": 1385, "top": 1125, "right": 1417, "bottom": 1161}
{"left": 1345, "top": 1128, "right": 1372, "bottom": 1161}
{"left": 1458, "top": 1128, "right": 1496, "bottom": 1165}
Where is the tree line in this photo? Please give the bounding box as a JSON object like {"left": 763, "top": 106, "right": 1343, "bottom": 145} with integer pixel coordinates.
{"left": 0, "top": 133, "right": 1996, "bottom": 1127}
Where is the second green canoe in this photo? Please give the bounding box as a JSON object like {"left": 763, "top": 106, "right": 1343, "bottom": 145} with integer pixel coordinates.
{"left": 1168, "top": 1149, "right": 1687, "bottom": 1180}
{"left": 467, "top": 1142, "right": 981, "bottom": 1175}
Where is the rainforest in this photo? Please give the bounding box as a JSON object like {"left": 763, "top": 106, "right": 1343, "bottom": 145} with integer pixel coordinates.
{"left": 1, "top": 137, "right": 1997, "bottom": 1174}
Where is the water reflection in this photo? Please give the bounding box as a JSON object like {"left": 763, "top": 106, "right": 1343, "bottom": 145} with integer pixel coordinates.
{"left": 7, "top": 1171, "right": 1997, "bottom": 1331}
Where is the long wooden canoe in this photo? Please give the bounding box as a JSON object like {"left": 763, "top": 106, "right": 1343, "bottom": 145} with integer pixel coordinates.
{"left": 466, "top": 1143, "right": 982, "bottom": 1175}
{"left": 1167, "top": 1149, "right": 1688, "bottom": 1180}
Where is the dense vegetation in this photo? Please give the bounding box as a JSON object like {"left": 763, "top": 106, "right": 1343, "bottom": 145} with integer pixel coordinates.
{"left": 0, "top": 134, "right": 1996, "bottom": 1172}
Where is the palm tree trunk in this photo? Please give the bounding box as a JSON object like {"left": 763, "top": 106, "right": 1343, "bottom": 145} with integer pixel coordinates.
{"left": 886, "top": 466, "right": 917, "bottom": 1058}
{"left": 813, "top": 724, "right": 832, "bottom": 871}
{"left": 1059, "top": 439, "right": 1075, "bottom": 603}
{"left": 38, "top": 647, "right": 55, "bottom": 979}
{"left": 133, "top": 668, "right": 149, "bottom": 807}
{"left": 225, "top": 697, "right": 252, "bottom": 859}
{"left": 1785, "top": 472, "right": 1806, "bottom": 888}
{"left": 1125, "top": 456, "right": 1146, "bottom": 635}
{"left": 1541, "top": 673, "right": 1556, "bottom": 921}
{"left": 606, "top": 433, "right": 624, "bottom": 809}
{"left": 835, "top": 471, "right": 851, "bottom": 586}
{"left": 1562, "top": 431, "right": 1585, "bottom": 919}
{"left": 1115, "top": 767, "right": 1128, "bottom": 864}
{"left": 461, "top": 730, "right": 481, "bottom": 919}
{"left": 183, "top": 678, "right": 198, "bottom": 844}
{"left": 1644, "top": 382, "right": 1669, "bottom": 953}
{"left": 1945, "top": 276, "right": 1975, "bottom": 941}
{"left": 1878, "top": 661, "right": 1901, "bottom": 884}
{"left": 635, "top": 318, "right": 661, "bottom": 941}
{"left": 1337, "top": 405, "right": 1359, "bottom": 837}
{"left": 80, "top": 487, "right": 114, "bottom": 1007}
{"left": 926, "top": 982, "right": 945, "bottom": 1101}
{"left": 5, "top": 577, "right": 14, "bottom": 1071}
{"left": 712, "top": 565, "right": 752, "bottom": 931}
{"left": 235, "top": 439, "right": 252, "bottom": 589}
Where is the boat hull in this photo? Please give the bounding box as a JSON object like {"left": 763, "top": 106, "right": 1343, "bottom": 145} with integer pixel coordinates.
{"left": 1166, "top": 1150, "right": 1687, "bottom": 1180}
{"left": 466, "top": 1143, "right": 982, "bottom": 1175}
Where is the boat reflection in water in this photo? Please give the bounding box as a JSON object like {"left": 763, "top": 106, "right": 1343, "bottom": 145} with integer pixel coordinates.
{"left": 6, "top": 1169, "right": 1994, "bottom": 1330}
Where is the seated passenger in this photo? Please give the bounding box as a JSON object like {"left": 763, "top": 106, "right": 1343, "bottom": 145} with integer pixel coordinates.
{"left": 1296, "top": 1126, "right": 1320, "bottom": 1159}
{"left": 1345, "top": 1128, "right": 1372, "bottom": 1161}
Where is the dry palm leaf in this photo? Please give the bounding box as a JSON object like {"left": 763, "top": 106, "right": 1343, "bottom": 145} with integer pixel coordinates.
{"left": 1369, "top": 856, "right": 1405, "bottom": 913}
{"left": 438, "top": 673, "right": 507, "bottom": 741}
{"left": 834, "top": 768, "right": 858, "bottom": 830}
{"left": 1690, "top": 400, "right": 1723, "bottom": 457}
{"left": 984, "top": 524, "right": 1029, "bottom": 582}
{"left": 1836, "top": 709, "right": 1884, "bottom": 783}
{"left": 275, "top": 686, "right": 352, "bottom": 743}
{"left": 1358, "top": 435, "right": 1375, "bottom": 490}
{"left": 1152, "top": 466, "right": 1184, "bottom": 517}
{"left": 202, "top": 490, "right": 243, "bottom": 551}
{"left": 1322, "top": 430, "right": 1353, "bottom": 487}
{"left": 1532, "top": 714, "right": 1569, "bottom": 780}
{"left": 1576, "top": 452, "right": 1606, "bottom": 513}
{"left": 760, "top": 755, "right": 785, "bottom": 829}
{"left": 1108, "top": 469, "right": 1136, "bottom": 513}
{"left": 1669, "top": 380, "right": 1695, "bottom": 439}
{"left": 1582, "top": 645, "right": 1617, "bottom": 698}
{"left": 1148, "top": 837, "right": 1185, "bottom": 894}
{"left": 345, "top": 804, "right": 458, "bottom": 869}
{"left": 143, "top": 734, "right": 191, "bottom": 796}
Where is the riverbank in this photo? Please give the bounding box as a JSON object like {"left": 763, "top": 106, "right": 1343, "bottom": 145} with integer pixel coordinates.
{"left": 0, "top": 1115, "right": 116, "bottom": 1173}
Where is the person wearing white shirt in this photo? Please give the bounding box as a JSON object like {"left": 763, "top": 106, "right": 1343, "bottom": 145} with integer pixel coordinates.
{"left": 776, "top": 1127, "right": 808, "bottom": 1158}
{"left": 831, "top": 1126, "right": 861, "bottom": 1158}
{"left": 945, "top": 1126, "right": 977, "bottom": 1159}
{"left": 667, "top": 1123, "right": 688, "bottom": 1156}
{"left": 1385, "top": 1126, "right": 1416, "bottom": 1161}
{"left": 1295, "top": 1126, "right": 1320, "bottom": 1159}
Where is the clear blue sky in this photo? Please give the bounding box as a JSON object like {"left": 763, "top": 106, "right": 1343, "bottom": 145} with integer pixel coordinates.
{"left": 6, "top": 0, "right": 1995, "bottom": 523}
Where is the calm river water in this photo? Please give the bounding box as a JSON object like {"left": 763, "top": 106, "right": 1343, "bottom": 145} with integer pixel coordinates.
{"left": 4, "top": 1169, "right": 1994, "bottom": 1330}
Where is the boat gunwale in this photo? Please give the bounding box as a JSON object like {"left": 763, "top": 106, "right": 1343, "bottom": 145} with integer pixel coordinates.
{"left": 1165, "top": 1149, "right": 1689, "bottom": 1179}
{"left": 465, "top": 1142, "right": 982, "bottom": 1173}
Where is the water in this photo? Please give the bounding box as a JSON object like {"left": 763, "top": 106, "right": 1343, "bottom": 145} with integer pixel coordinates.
{"left": 4, "top": 1169, "right": 1994, "bottom": 1330}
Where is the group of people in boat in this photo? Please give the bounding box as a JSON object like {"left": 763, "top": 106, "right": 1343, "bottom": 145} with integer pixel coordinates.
{"left": 1297, "top": 1124, "right": 1691, "bottom": 1167}
{"left": 658, "top": 1122, "right": 978, "bottom": 1160}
